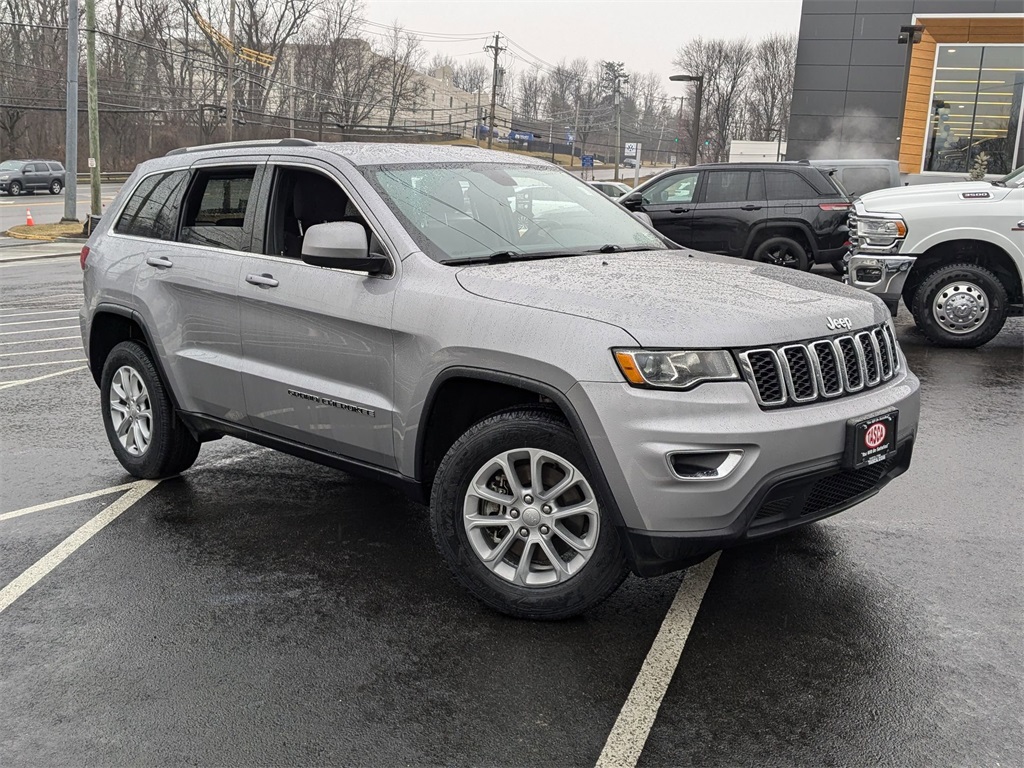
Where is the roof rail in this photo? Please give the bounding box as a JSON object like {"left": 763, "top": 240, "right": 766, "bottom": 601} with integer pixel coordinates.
{"left": 165, "top": 138, "right": 315, "bottom": 157}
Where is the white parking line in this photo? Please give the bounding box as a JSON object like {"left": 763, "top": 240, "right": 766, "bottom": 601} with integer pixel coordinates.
{"left": 0, "top": 309, "right": 79, "bottom": 319}
{"left": 0, "top": 481, "right": 160, "bottom": 614}
{"left": 0, "top": 335, "right": 80, "bottom": 346}
{"left": 0, "top": 326, "right": 79, "bottom": 336}
{"left": 0, "top": 483, "right": 139, "bottom": 522}
{"left": 0, "top": 358, "right": 86, "bottom": 370}
{"left": 0, "top": 315, "right": 79, "bottom": 327}
{"left": 595, "top": 553, "right": 720, "bottom": 768}
{"left": 0, "top": 366, "right": 87, "bottom": 389}
{"left": 0, "top": 346, "right": 81, "bottom": 357}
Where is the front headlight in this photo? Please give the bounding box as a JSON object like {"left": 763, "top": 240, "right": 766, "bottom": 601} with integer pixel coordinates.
{"left": 613, "top": 349, "right": 739, "bottom": 390}
{"left": 0, "top": 175, "right": 8, "bottom": 181}
{"left": 857, "top": 217, "right": 907, "bottom": 238}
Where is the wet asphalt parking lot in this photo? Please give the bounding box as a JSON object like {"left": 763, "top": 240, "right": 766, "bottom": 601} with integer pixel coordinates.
{"left": 1, "top": 256, "right": 1022, "bottom": 766}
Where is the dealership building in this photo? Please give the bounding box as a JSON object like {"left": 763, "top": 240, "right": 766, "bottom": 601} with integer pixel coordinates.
{"left": 787, "top": 0, "right": 1024, "bottom": 177}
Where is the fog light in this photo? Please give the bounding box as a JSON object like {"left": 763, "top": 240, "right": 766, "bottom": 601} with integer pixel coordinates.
{"left": 856, "top": 267, "right": 883, "bottom": 282}
{"left": 668, "top": 450, "right": 743, "bottom": 481}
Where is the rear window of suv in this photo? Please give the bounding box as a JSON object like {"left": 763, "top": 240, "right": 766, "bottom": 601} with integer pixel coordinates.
{"left": 47, "top": 162, "right": 63, "bottom": 172}
{"left": 115, "top": 170, "right": 189, "bottom": 240}
{"left": 766, "top": 171, "right": 819, "bottom": 200}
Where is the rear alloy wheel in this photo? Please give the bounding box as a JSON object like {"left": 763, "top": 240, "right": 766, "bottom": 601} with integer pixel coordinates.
{"left": 49, "top": 179, "right": 62, "bottom": 195}
{"left": 430, "top": 407, "right": 629, "bottom": 620}
{"left": 100, "top": 340, "right": 200, "bottom": 478}
{"left": 8, "top": 180, "right": 21, "bottom": 196}
{"left": 751, "top": 236, "right": 808, "bottom": 270}
{"left": 912, "top": 262, "right": 1008, "bottom": 348}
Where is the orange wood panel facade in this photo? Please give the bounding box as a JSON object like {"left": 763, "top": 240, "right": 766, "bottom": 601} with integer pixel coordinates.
{"left": 898, "top": 16, "right": 1024, "bottom": 173}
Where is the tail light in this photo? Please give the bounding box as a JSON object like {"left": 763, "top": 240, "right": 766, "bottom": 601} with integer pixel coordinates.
{"left": 80, "top": 245, "right": 90, "bottom": 270}
{"left": 819, "top": 202, "right": 852, "bottom": 211}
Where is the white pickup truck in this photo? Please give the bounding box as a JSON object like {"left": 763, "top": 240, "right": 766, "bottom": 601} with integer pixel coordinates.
{"left": 846, "top": 167, "right": 1023, "bottom": 347}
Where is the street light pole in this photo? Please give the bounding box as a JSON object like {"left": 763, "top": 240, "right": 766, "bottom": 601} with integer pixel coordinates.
{"left": 84, "top": 0, "right": 101, "bottom": 218}
{"left": 670, "top": 73, "right": 704, "bottom": 166}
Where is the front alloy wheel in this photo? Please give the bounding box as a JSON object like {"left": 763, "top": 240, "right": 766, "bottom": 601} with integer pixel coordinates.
{"left": 463, "top": 447, "right": 600, "bottom": 587}
{"left": 430, "top": 407, "right": 629, "bottom": 620}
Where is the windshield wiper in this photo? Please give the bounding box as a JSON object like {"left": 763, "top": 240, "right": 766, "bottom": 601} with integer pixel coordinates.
{"left": 441, "top": 250, "right": 577, "bottom": 266}
{"left": 585, "top": 244, "right": 664, "bottom": 254}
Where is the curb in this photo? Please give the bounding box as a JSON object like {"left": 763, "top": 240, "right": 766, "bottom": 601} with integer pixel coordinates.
{"left": 3, "top": 229, "right": 55, "bottom": 242}
{"left": 0, "top": 251, "right": 81, "bottom": 263}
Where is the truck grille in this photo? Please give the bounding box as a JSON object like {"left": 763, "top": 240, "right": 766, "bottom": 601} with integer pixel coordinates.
{"left": 737, "top": 324, "right": 901, "bottom": 408}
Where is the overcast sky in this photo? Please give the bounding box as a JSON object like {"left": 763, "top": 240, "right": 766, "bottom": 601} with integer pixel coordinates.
{"left": 362, "top": 0, "right": 803, "bottom": 80}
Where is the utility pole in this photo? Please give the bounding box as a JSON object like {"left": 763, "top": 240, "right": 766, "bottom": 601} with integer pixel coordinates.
{"left": 226, "top": 0, "right": 235, "bottom": 142}
{"left": 570, "top": 101, "right": 579, "bottom": 167}
{"left": 485, "top": 33, "right": 504, "bottom": 150}
{"left": 613, "top": 71, "right": 628, "bottom": 181}
{"left": 673, "top": 96, "right": 683, "bottom": 167}
{"left": 288, "top": 58, "right": 295, "bottom": 138}
{"left": 84, "top": 0, "right": 101, "bottom": 218}
{"left": 549, "top": 117, "right": 555, "bottom": 162}
{"left": 476, "top": 90, "right": 482, "bottom": 146}
{"left": 63, "top": 0, "right": 79, "bottom": 222}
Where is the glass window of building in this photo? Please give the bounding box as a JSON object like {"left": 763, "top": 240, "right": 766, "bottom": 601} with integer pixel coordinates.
{"left": 925, "top": 45, "right": 1024, "bottom": 175}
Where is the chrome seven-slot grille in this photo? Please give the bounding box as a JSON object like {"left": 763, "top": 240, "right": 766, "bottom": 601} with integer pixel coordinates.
{"left": 738, "top": 324, "right": 900, "bottom": 408}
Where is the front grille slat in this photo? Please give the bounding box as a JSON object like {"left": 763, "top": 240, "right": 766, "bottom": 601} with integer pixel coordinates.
{"left": 739, "top": 323, "right": 900, "bottom": 409}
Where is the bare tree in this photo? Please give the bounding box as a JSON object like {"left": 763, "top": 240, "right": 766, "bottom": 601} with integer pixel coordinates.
{"left": 673, "top": 36, "right": 752, "bottom": 162}
{"left": 380, "top": 22, "right": 425, "bottom": 128}
{"left": 743, "top": 33, "right": 797, "bottom": 142}
{"left": 452, "top": 60, "right": 488, "bottom": 95}
{"left": 425, "top": 52, "right": 455, "bottom": 76}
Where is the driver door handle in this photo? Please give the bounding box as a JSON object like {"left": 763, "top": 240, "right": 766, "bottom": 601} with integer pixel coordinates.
{"left": 670, "top": 207, "right": 690, "bottom": 214}
{"left": 740, "top": 205, "right": 762, "bottom": 211}
{"left": 246, "top": 273, "right": 279, "bottom": 288}
{"left": 145, "top": 255, "right": 173, "bottom": 269}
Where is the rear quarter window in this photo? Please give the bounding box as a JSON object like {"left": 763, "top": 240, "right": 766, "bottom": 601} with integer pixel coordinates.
{"left": 766, "top": 171, "right": 820, "bottom": 201}
{"left": 48, "top": 162, "right": 64, "bottom": 172}
{"left": 115, "top": 170, "right": 189, "bottom": 240}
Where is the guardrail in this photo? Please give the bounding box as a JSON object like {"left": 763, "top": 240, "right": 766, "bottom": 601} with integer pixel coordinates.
{"left": 74, "top": 172, "right": 131, "bottom": 184}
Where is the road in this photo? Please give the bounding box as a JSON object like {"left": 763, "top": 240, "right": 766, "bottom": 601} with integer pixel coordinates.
{"left": 1, "top": 256, "right": 1021, "bottom": 765}
{"left": 0, "top": 183, "right": 122, "bottom": 231}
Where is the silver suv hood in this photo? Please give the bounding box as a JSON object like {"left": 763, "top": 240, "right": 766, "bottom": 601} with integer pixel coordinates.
{"left": 456, "top": 251, "right": 889, "bottom": 347}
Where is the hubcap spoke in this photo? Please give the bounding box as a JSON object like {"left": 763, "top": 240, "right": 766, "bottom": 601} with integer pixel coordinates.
{"left": 552, "top": 521, "right": 596, "bottom": 552}
{"left": 481, "top": 528, "right": 518, "bottom": 565}
{"left": 538, "top": 537, "right": 570, "bottom": 575}
{"left": 514, "top": 540, "right": 537, "bottom": 585}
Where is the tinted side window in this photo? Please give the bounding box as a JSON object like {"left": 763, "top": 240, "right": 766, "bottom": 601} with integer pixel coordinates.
{"left": 644, "top": 172, "right": 699, "bottom": 204}
{"left": 179, "top": 169, "right": 256, "bottom": 252}
{"left": 115, "top": 171, "right": 189, "bottom": 240}
{"left": 23, "top": 163, "right": 37, "bottom": 173}
{"left": 703, "top": 171, "right": 750, "bottom": 203}
{"left": 766, "top": 171, "right": 818, "bottom": 201}
{"left": 48, "top": 162, "right": 63, "bottom": 172}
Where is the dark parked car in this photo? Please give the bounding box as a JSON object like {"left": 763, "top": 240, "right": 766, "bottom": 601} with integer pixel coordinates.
{"left": 622, "top": 162, "right": 852, "bottom": 271}
{"left": 0, "top": 160, "right": 67, "bottom": 196}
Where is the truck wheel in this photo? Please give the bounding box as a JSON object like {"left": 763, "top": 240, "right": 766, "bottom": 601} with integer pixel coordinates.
{"left": 751, "top": 237, "right": 808, "bottom": 270}
{"left": 430, "top": 407, "right": 629, "bottom": 620}
{"left": 100, "top": 341, "right": 200, "bottom": 478}
{"left": 911, "top": 262, "right": 1008, "bottom": 348}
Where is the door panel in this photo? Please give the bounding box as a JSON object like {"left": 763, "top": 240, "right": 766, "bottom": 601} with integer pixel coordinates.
{"left": 639, "top": 171, "right": 700, "bottom": 246}
{"left": 237, "top": 162, "right": 398, "bottom": 468}
{"left": 689, "top": 170, "right": 765, "bottom": 256}
{"left": 237, "top": 256, "right": 398, "bottom": 468}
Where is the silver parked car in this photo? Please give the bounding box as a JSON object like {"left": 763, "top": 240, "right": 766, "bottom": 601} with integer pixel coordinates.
{"left": 80, "top": 140, "right": 920, "bottom": 619}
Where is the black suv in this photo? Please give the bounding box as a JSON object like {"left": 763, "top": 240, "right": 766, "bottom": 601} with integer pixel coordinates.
{"left": 622, "top": 162, "right": 852, "bottom": 271}
{"left": 0, "top": 159, "right": 67, "bottom": 196}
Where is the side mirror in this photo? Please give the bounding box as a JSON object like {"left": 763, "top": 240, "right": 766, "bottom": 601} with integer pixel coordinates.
{"left": 621, "top": 193, "right": 643, "bottom": 211}
{"left": 301, "top": 221, "right": 388, "bottom": 274}
{"left": 632, "top": 211, "right": 654, "bottom": 227}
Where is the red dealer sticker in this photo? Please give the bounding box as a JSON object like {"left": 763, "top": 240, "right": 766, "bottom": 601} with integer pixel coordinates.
{"left": 845, "top": 411, "right": 898, "bottom": 469}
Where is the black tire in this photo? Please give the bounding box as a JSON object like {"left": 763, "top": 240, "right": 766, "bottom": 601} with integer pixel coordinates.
{"left": 911, "top": 262, "right": 1008, "bottom": 348}
{"left": 430, "top": 407, "right": 630, "bottom": 620}
{"left": 751, "top": 236, "right": 808, "bottom": 270}
{"left": 8, "top": 180, "right": 21, "bottom": 196}
{"left": 49, "top": 179, "right": 62, "bottom": 195}
{"left": 100, "top": 340, "right": 200, "bottom": 478}
{"left": 830, "top": 258, "right": 846, "bottom": 275}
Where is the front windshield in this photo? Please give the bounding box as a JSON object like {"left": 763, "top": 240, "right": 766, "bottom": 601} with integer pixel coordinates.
{"left": 999, "top": 166, "right": 1023, "bottom": 186}
{"left": 363, "top": 162, "right": 667, "bottom": 263}
{"left": 0, "top": 161, "right": 22, "bottom": 171}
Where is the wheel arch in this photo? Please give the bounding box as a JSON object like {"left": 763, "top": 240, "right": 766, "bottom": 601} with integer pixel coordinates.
{"left": 88, "top": 305, "right": 182, "bottom": 410}
{"left": 902, "top": 239, "right": 1023, "bottom": 311}
{"left": 744, "top": 221, "right": 816, "bottom": 259}
{"left": 415, "top": 368, "right": 627, "bottom": 529}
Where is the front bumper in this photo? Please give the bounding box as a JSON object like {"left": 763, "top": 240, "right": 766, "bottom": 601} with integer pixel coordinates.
{"left": 845, "top": 251, "right": 918, "bottom": 315}
{"left": 568, "top": 370, "right": 920, "bottom": 576}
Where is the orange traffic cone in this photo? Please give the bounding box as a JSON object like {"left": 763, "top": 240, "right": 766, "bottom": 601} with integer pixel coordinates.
{"left": 25, "top": 209, "right": 34, "bottom": 226}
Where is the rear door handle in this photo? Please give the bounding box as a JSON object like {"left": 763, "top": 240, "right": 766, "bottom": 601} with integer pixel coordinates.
{"left": 145, "top": 255, "right": 173, "bottom": 269}
{"left": 740, "top": 205, "right": 762, "bottom": 211}
{"left": 670, "top": 207, "right": 690, "bottom": 214}
{"left": 246, "top": 273, "right": 279, "bottom": 288}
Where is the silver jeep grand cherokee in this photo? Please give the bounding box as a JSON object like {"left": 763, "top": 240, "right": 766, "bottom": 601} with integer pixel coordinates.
{"left": 80, "top": 140, "right": 920, "bottom": 619}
